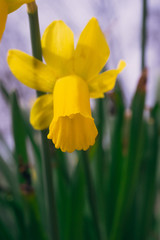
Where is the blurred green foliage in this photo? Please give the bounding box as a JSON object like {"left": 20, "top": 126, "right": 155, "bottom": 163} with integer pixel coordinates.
{"left": 0, "top": 68, "right": 160, "bottom": 240}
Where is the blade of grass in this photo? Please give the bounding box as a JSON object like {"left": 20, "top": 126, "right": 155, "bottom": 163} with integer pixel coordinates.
{"left": 96, "top": 98, "right": 105, "bottom": 190}
{"left": 0, "top": 218, "right": 15, "bottom": 240}
{"left": 0, "top": 155, "right": 20, "bottom": 201}
{"left": 106, "top": 84, "right": 125, "bottom": 235}
{"left": 82, "top": 151, "right": 104, "bottom": 240}
{"left": 11, "top": 92, "right": 28, "bottom": 165}
{"left": 23, "top": 194, "right": 48, "bottom": 240}
{"left": 0, "top": 193, "right": 27, "bottom": 240}
{"left": 0, "top": 82, "right": 10, "bottom": 102}
{"left": 94, "top": 67, "right": 107, "bottom": 194}
{"left": 0, "top": 134, "right": 15, "bottom": 161}
{"left": 68, "top": 160, "right": 85, "bottom": 240}
{"left": 135, "top": 106, "right": 159, "bottom": 240}
{"left": 54, "top": 155, "right": 71, "bottom": 240}
{"left": 94, "top": 97, "right": 109, "bottom": 238}
{"left": 55, "top": 150, "right": 70, "bottom": 185}
{"left": 110, "top": 71, "right": 146, "bottom": 240}
{"left": 84, "top": 216, "right": 98, "bottom": 240}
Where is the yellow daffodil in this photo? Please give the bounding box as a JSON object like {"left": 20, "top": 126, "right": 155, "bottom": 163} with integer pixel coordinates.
{"left": 7, "top": 18, "right": 126, "bottom": 152}
{"left": 0, "top": 0, "right": 34, "bottom": 40}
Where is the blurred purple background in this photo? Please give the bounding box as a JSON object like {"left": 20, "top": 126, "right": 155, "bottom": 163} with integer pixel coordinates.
{"left": 0, "top": 0, "right": 160, "bottom": 148}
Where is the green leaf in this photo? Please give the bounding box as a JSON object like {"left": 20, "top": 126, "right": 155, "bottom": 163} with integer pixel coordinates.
{"left": 135, "top": 106, "right": 159, "bottom": 240}
{"left": 55, "top": 153, "right": 71, "bottom": 240}
{"left": 0, "top": 134, "right": 15, "bottom": 161}
{"left": 23, "top": 195, "right": 48, "bottom": 240}
{"left": 0, "top": 82, "right": 10, "bottom": 103}
{"left": 110, "top": 74, "right": 146, "bottom": 240}
{"left": 11, "top": 92, "right": 28, "bottom": 165}
{"left": 0, "top": 192, "right": 26, "bottom": 240}
{"left": 0, "top": 155, "right": 20, "bottom": 201}
{"left": 95, "top": 98, "right": 106, "bottom": 191}
{"left": 84, "top": 216, "right": 97, "bottom": 240}
{"left": 106, "top": 85, "right": 125, "bottom": 235}
{"left": 0, "top": 218, "right": 15, "bottom": 240}
{"left": 68, "top": 161, "right": 85, "bottom": 240}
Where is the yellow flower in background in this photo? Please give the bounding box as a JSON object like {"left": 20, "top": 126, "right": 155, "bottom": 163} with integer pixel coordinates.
{"left": 7, "top": 18, "right": 126, "bottom": 152}
{"left": 0, "top": 0, "right": 34, "bottom": 40}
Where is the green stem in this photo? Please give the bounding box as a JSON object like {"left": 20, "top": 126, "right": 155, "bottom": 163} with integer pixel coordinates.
{"left": 82, "top": 151, "right": 103, "bottom": 240}
{"left": 96, "top": 99, "right": 105, "bottom": 189}
{"left": 141, "top": 0, "right": 148, "bottom": 70}
{"left": 27, "top": 2, "right": 59, "bottom": 240}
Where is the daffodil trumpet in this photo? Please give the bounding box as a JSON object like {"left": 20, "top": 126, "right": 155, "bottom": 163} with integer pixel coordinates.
{"left": 7, "top": 18, "right": 126, "bottom": 152}
{"left": 0, "top": 0, "right": 34, "bottom": 40}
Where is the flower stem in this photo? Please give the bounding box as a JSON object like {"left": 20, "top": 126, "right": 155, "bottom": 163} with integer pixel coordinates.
{"left": 27, "top": 2, "right": 59, "bottom": 240}
{"left": 141, "top": 0, "right": 148, "bottom": 70}
{"left": 27, "top": 2, "right": 42, "bottom": 63}
{"left": 82, "top": 151, "right": 104, "bottom": 240}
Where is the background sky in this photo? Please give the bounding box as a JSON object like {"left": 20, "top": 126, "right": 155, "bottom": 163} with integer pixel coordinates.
{"left": 0, "top": 0, "right": 160, "bottom": 147}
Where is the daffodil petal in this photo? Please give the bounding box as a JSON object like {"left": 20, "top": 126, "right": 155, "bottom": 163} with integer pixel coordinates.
{"left": 74, "top": 17, "right": 110, "bottom": 80}
{"left": 7, "top": 0, "right": 34, "bottom": 13}
{"left": 87, "top": 79, "right": 104, "bottom": 98}
{"left": 0, "top": 0, "right": 8, "bottom": 41}
{"left": 88, "top": 60, "right": 126, "bottom": 98}
{"left": 100, "top": 60, "right": 126, "bottom": 92}
{"left": 7, "top": 50, "right": 57, "bottom": 92}
{"left": 30, "top": 94, "right": 53, "bottom": 130}
{"left": 41, "top": 20, "right": 74, "bottom": 76}
{"left": 48, "top": 114, "right": 98, "bottom": 153}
